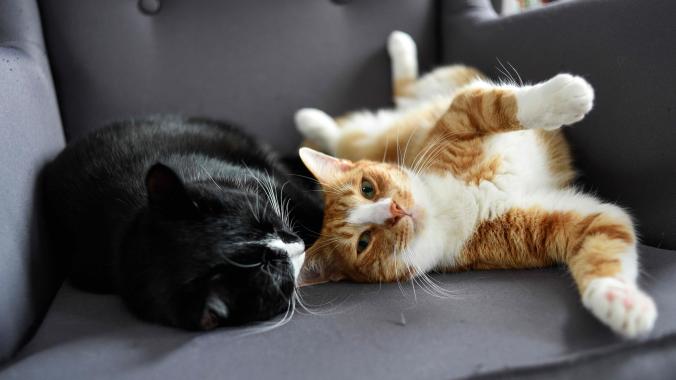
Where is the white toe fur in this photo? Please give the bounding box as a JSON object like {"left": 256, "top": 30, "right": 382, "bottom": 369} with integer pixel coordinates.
{"left": 387, "top": 30, "right": 418, "bottom": 81}
{"left": 516, "top": 73, "right": 594, "bottom": 130}
{"left": 582, "top": 277, "right": 657, "bottom": 338}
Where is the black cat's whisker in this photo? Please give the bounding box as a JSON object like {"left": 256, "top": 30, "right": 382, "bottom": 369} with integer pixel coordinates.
{"left": 245, "top": 166, "right": 294, "bottom": 230}
{"left": 239, "top": 297, "right": 295, "bottom": 336}
{"left": 259, "top": 263, "right": 287, "bottom": 300}
{"left": 292, "top": 289, "right": 346, "bottom": 317}
{"left": 222, "top": 256, "right": 262, "bottom": 268}
{"left": 198, "top": 163, "right": 225, "bottom": 192}
{"left": 240, "top": 191, "right": 261, "bottom": 223}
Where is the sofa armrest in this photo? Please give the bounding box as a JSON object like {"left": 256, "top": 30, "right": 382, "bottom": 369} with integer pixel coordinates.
{"left": 0, "top": 0, "right": 65, "bottom": 362}
{"left": 439, "top": 0, "right": 676, "bottom": 249}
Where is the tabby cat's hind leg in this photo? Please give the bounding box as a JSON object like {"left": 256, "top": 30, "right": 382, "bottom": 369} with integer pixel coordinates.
{"left": 295, "top": 108, "right": 340, "bottom": 154}
{"left": 543, "top": 195, "right": 656, "bottom": 337}
{"left": 458, "top": 191, "right": 657, "bottom": 338}
{"left": 388, "top": 31, "right": 418, "bottom": 105}
{"left": 563, "top": 202, "right": 657, "bottom": 337}
{"left": 388, "top": 31, "right": 483, "bottom": 107}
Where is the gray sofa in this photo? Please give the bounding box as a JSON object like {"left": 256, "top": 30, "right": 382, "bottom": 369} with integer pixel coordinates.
{"left": 2, "top": 0, "right": 675, "bottom": 378}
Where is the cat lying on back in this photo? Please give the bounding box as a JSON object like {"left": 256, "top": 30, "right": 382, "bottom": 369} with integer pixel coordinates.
{"left": 44, "top": 116, "right": 322, "bottom": 330}
{"left": 294, "top": 31, "right": 657, "bottom": 338}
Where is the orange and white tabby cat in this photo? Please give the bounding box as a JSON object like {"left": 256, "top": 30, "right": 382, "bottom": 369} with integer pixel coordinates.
{"left": 294, "top": 31, "right": 658, "bottom": 338}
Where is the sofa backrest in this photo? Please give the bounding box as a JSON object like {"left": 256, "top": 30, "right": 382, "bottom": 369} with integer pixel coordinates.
{"left": 0, "top": 0, "right": 64, "bottom": 362}
{"left": 441, "top": 0, "right": 676, "bottom": 249}
{"left": 38, "top": 0, "right": 439, "bottom": 155}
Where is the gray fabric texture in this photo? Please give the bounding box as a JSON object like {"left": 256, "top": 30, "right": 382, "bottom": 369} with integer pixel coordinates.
{"left": 38, "top": 0, "right": 438, "bottom": 155}
{"left": 1, "top": 245, "right": 675, "bottom": 380}
{"left": 440, "top": 0, "right": 676, "bottom": 249}
{"left": 0, "top": 0, "right": 64, "bottom": 362}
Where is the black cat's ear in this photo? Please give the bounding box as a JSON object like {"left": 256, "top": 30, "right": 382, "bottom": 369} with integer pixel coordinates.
{"left": 199, "top": 292, "right": 229, "bottom": 330}
{"left": 146, "top": 163, "right": 193, "bottom": 215}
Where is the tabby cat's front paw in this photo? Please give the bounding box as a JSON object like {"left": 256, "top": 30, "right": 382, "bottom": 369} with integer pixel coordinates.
{"left": 295, "top": 108, "right": 339, "bottom": 154}
{"left": 516, "top": 74, "right": 594, "bottom": 130}
{"left": 582, "top": 277, "right": 657, "bottom": 338}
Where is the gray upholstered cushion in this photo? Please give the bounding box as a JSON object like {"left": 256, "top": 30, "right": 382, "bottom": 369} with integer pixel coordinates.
{"left": 2, "top": 245, "right": 675, "bottom": 379}
{"left": 440, "top": 0, "right": 676, "bottom": 249}
{"left": 0, "top": 0, "right": 64, "bottom": 361}
{"left": 38, "top": 0, "right": 438, "bottom": 155}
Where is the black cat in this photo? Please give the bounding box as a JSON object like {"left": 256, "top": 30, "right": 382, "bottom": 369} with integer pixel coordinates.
{"left": 44, "top": 116, "right": 323, "bottom": 330}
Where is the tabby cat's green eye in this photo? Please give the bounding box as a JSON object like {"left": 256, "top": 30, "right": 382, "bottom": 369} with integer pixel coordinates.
{"left": 356, "top": 231, "right": 371, "bottom": 254}
{"left": 361, "top": 180, "right": 375, "bottom": 200}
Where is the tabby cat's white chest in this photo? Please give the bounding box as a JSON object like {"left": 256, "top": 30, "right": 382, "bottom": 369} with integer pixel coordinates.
{"left": 406, "top": 172, "right": 492, "bottom": 271}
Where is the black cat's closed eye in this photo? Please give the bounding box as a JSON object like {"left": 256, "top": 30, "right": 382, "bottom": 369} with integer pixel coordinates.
{"left": 361, "top": 179, "right": 375, "bottom": 200}
{"left": 356, "top": 230, "right": 371, "bottom": 254}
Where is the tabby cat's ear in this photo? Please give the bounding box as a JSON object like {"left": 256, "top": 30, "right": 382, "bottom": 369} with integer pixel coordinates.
{"left": 297, "top": 254, "right": 345, "bottom": 287}
{"left": 299, "top": 147, "right": 353, "bottom": 184}
{"left": 145, "top": 163, "right": 193, "bottom": 215}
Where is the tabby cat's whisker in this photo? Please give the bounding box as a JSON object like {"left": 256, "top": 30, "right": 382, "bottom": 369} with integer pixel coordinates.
{"left": 506, "top": 61, "right": 524, "bottom": 86}
{"left": 400, "top": 122, "right": 421, "bottom": 167}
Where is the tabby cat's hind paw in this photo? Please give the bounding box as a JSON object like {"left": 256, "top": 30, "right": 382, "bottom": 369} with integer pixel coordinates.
{"left": 516, "top": 74, "right": 594, "bottom": 130}
{"left": 387, "top": 31, "right": 416, "bottom": 63}
{"left": 582, "top": 277, "right": 657, "bottom": 338}
{"left": 295, "top": 108, "right": 339, "bottom": 153}
{"left": 387, "top": 31, "right": 418, "bottom": 82}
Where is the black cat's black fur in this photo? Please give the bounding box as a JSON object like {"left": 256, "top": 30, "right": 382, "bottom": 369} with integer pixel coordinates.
{"left": 44, "top": 116, "right": 322, "bottom": 330}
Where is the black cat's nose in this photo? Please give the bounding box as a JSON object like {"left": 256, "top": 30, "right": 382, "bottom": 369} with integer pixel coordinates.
{"left": 275, "top": 228, "right": 300, "bottom": 243}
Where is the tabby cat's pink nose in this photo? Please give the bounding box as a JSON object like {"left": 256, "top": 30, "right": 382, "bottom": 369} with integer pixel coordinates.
{"left": 390, "top": 201, "right": 407, "bottom": 218}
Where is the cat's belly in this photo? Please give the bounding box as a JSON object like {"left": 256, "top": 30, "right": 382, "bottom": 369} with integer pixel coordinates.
{"left": 482, "top": 130, "right": 560, "bottom": 193}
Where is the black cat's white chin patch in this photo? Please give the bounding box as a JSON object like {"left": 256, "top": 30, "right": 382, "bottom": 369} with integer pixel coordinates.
{"left": 266, "top": 239, "right": 305, "bottom": 281}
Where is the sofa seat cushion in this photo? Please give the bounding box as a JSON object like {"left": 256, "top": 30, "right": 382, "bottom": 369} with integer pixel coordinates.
{"left": 2, "top": 245, "right": 676, "bottom": 379}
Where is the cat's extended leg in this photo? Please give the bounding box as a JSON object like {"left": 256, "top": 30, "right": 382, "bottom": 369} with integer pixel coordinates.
{"left": 457, "top": 191, "right": 657, "bottom": 338}
{"left": 388, "top": 31, "right": 483, "bottom": 107}
{"left": 388, "top": 30, "right": 418, "bottom": 105}
{"left": 433, "top": 74, "right": 594, "bottom": 138}
{"left": 295, "top": 108, "right": 341, "bottom": 154}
